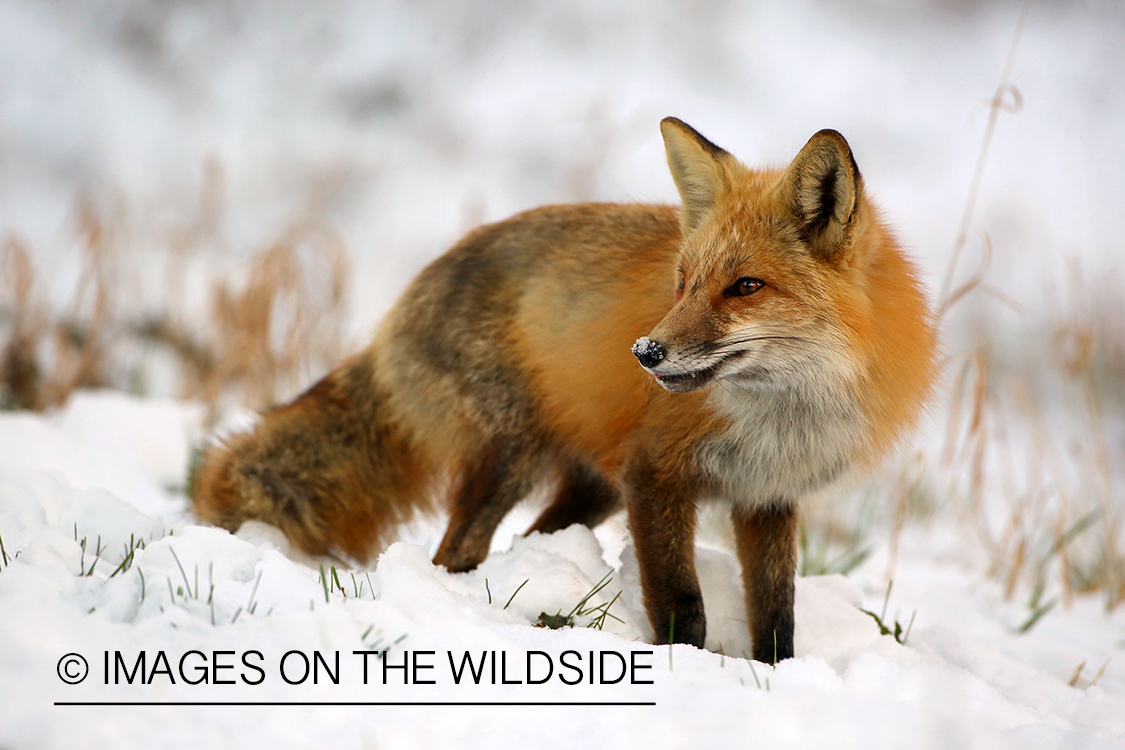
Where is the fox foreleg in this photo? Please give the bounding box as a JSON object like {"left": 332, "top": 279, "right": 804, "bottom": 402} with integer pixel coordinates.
{"left": 624, "top": 456, "right": 706, "bottom": 648}
{"left": 731, "top": 502, "right": 798, "bottom": 664}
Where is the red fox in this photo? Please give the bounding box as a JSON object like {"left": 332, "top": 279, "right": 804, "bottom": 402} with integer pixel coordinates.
{"left": 192, "top": 118, "right": 936, "bottom": 663}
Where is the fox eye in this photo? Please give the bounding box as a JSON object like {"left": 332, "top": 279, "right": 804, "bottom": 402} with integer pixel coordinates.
{"left": 727, "top": 277, "right": 764, "bottom": 297}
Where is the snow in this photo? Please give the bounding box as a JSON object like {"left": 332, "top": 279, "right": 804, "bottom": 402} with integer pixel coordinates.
{"left": 2, "top": 1, "right": 1125, "bottom": 748}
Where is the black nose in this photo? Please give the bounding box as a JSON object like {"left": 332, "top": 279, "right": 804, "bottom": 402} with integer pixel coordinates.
{"left": 632, "top": 337, "right": 667, "bottom": 369}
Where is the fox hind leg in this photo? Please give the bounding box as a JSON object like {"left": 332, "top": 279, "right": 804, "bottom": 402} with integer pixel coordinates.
{"left": 433, "top": 437, "right": 546, "bottom": 573}
{"left": 527, "top": 462, "right": 621, "bottom": 535}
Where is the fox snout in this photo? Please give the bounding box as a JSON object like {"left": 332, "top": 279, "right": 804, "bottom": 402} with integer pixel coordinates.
{"left": 633, "top": 336, "right": 718, "bottom": 393}
{"left": 632, "top": 337, "right": 667, "bottom": 369}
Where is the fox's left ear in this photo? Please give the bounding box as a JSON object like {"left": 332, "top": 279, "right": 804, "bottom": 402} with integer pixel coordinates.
{"left": 781, "top": 129, "right": 864, "bottom": 262}
{"left": 661, "top": 117, "right": 732, "bottom": 235}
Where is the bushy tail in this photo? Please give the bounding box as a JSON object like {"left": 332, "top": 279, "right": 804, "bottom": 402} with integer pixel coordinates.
{"left": 191, "top": 354, "right": 433, "bottom": 563}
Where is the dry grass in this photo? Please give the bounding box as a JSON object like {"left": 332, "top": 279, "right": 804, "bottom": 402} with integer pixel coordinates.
{"left": 932, "top": 284, "right": 1125, "bottom": 613}
{"left": 0, "top": 235, "right": 44, "bottom": 410}
{"left": 1049, "top": 270, "right": 1125, "bottom": 607}
{"left": 1, "top": 200, "right": 118, "bottom": 410}
{"left": 200, "top": 226, "right": 348, "bottom": 413}
{"left": 0, "top": 159, "right": 350, "bottom": 424}
{"left": 44, "top": 199, "right": 119, "bottom": 406}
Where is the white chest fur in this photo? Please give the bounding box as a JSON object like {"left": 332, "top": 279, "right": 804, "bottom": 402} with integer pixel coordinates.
{"left": 695, "top": 370, "right": 865, "bottom": 507}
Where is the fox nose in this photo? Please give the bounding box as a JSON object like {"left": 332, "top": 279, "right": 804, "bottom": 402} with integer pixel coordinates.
{"left": 632, "top": 337, "right": 667, "bottom": 369}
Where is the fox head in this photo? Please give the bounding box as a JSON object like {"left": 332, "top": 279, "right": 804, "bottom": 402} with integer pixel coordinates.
{"left": 633, "top": 118, "right": 872, "bottom": 394}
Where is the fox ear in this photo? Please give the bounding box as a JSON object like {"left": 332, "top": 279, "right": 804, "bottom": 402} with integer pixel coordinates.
{"left": 661, "top": 117, "right": 731, "bottom": 235}
{"left": 782, "top": 129, "right": 863, "bottom": 262}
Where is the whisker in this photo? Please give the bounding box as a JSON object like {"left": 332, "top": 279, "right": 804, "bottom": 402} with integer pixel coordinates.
{"left": 717, "top": 380, "right": 753, "bottom": 398}
{"left": 676, "top": 335, "right": 789, "bottom": 361}
{"left": 676, "top": 340, "right": 718, "bottom": 357}
{"left": 714, "top": 334, "right": 804, "bottom": 349}
{"left": 709, "top": 337, "right": 809, "bottom": 359}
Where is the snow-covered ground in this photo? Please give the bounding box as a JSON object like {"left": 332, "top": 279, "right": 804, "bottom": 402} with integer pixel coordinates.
{"left": 2, "top": 392, "right": 1122, "bottom": 748}
{"left": 2, "top": 1, "right": 1124, "bottom": 747}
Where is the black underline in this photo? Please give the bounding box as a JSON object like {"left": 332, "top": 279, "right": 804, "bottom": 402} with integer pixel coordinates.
{"left": 55, "top": 701, "right": 656, "bottom": 707}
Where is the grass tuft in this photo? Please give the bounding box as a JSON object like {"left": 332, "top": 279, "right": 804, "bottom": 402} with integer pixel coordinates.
{"left": 858, "top": 581, "right": 916, "bottom": 646}
{"left": 535, "top": 572, "right": 624, "bottom": 631}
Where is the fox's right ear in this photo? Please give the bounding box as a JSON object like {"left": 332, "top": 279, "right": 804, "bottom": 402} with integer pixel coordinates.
{"left": 661, "top": 117, "right": 731, "bottom": 235}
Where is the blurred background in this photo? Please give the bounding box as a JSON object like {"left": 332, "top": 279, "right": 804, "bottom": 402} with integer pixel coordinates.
{"left": 1, "top": 0, "right": 1123, "bottom": 629}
